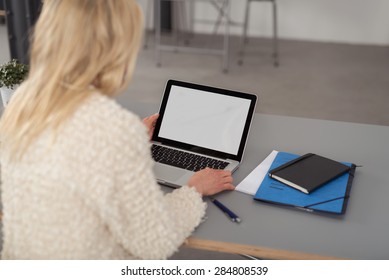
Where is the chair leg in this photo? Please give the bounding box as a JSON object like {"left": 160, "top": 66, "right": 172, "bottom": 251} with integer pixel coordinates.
{"left": 155, "top": 0, "right": 162, "bottom": 67}
{"left": 186, "top": 0, "right": 195, "bottom": 43}
{"left": 143, "top": 0, "right": 153, "bottom": 49}
{"left": 222, "top": 0, "right": 230, "bottom": 73}
{"left": 211, "top": 0, "right": 229, "bottom": 35}
{"left": 243, "top": 0, "right": 250, "bottom": 45}
{"left": 239, "top": 0, "right": 251, "bottom": 65}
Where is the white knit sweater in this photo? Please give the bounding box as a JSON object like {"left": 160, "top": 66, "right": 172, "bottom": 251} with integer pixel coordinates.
{"left": 0, "top": 93, "right": 206, "bottom": 259}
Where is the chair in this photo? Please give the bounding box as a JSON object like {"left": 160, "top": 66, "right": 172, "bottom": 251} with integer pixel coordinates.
{"left": 239, "top": 0, "right": 279, "bottom": 67}
{"left": 144, "top": 0, "right": 190, "bottom": 49}
{"left": 147, "top": 0, "right": 232, "bottom": 72}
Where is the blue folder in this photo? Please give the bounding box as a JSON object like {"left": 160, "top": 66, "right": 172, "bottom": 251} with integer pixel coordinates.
{"left": 254, "top": 152, "right": 356, "bottom": 214}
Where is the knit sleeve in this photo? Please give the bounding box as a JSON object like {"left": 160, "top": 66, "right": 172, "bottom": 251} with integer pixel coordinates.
{"left": 104, "top": 112, "right": 206, "bottom": 259}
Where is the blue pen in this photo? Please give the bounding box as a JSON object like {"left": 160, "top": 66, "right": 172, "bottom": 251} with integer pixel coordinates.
{"left": 210, "top": 198, "right": 241, "bottom": 223}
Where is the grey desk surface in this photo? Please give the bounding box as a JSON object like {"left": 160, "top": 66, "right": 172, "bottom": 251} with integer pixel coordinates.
{"left": 124, "top": 100, "right": 389, "bottom": 260}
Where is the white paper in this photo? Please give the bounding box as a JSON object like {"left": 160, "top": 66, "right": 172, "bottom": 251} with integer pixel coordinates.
{"left": 235, "top": 150, "right": 279, "bottom": 195}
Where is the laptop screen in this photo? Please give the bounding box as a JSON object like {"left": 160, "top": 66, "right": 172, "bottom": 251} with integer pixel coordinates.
{"left": 159, "top": 85, "right": 251, "bottom": 155}
{"left": 153, "top": 80, "right": 257, "bottom": 161}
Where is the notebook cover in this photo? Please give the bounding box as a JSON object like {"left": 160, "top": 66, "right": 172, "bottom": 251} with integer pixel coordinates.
{"left": 269, "top": 153, "right": 351, "bottom": 193}
{"left": 254, "top": 152, "right": 356, "bottom": 214}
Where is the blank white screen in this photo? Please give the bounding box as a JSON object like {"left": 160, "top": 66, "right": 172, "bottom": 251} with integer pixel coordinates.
{"left": 158, "top": 85, "right": 251, "bottom": 155}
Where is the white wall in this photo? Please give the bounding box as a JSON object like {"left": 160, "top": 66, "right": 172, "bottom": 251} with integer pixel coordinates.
{"left": 137, "top": 0, "right": 389, "bottom": 46}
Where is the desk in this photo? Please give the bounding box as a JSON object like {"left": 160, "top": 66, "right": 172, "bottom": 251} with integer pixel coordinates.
{"left": 124, "top": 100, "right": 389, "bottom": 260}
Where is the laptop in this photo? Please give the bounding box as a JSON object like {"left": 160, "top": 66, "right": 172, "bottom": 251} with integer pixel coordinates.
{"left": 151, "top": 80, "right": 257, "bottom": 188}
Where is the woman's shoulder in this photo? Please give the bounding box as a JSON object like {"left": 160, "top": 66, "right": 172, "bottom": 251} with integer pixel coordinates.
{"left": 84, "top": 93, "right": 141, "bottom": 125}
{"left": 66, "top": 92, "right": 148, "bottom": 146}
{"left": 80, "top": 93, "right": 144, "bottom": 129}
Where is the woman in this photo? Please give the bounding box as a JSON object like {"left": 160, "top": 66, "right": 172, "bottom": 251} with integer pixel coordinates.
{"left": 0, "top": 0, "right": 234, "bottom": 259}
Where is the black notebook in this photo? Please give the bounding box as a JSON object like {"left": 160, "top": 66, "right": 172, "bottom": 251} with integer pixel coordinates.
{"left": 268, "top": 153, "right": 351, "bottom": 194}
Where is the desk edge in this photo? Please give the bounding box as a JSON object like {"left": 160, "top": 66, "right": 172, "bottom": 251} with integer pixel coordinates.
{"left": 185, "top": 237, "right": 345, "bottom": 260}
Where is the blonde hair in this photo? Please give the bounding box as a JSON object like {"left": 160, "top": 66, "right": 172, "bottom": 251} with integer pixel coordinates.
{"left": 0, "top": 0, "right": 143, "bottom": 160}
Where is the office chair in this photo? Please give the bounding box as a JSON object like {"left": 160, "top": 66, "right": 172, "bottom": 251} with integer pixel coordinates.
{"left": 239, "top": 0, "right": 279, "bottom": 67}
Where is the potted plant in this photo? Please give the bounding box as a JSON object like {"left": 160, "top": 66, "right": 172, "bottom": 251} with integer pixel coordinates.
{"left": 0, "top": 59, "right": 29, "bottom": 107}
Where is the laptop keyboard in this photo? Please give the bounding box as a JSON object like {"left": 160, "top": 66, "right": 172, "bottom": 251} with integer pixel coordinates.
{"left": 151, "top": 144, "right": 229, "bottom": 172}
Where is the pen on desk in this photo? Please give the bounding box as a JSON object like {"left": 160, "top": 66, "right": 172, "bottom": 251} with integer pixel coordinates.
{"left": 210, "top": 197, "right": 241, "bottom": 223}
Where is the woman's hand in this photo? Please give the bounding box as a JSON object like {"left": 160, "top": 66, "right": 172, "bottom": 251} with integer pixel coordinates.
{"left": 143, "top": 113, "right": 159, "bottom": 140}
{"left": 188, "top": 168, "right": 235, "bottom": 196}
